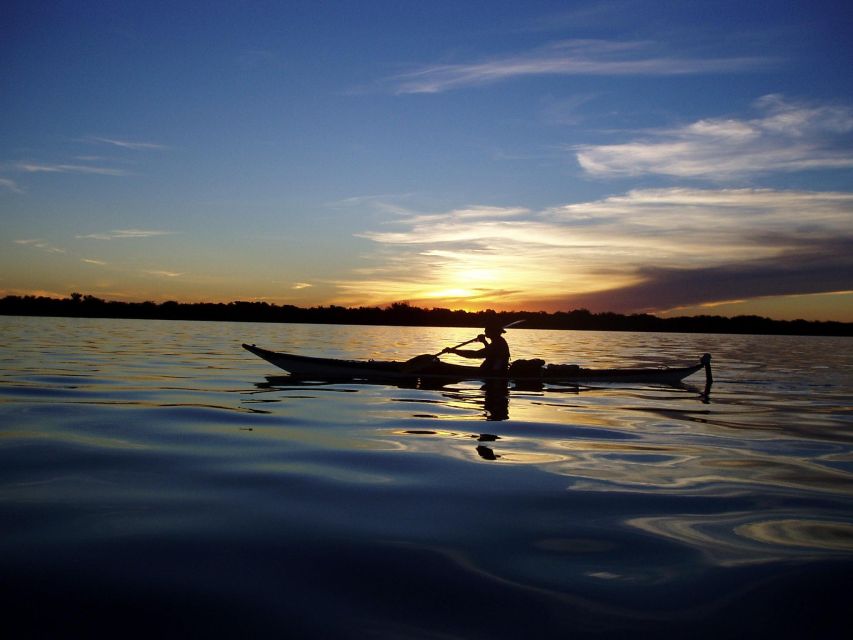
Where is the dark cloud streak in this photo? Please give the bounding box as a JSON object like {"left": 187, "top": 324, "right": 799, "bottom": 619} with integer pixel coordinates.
{"left": 555, "top": 240, "right": 853, "bottom": 314}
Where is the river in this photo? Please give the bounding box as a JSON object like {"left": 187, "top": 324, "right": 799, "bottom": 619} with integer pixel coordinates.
{"left": 1, "top": 316, "right": 851, "bottom": 638}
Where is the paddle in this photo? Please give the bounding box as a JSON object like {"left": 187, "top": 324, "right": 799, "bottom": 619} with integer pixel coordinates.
{"left": 402, "top": 320, "right": 525, "bottom": 372}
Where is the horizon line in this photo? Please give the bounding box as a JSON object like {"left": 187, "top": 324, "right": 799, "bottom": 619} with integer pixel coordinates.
{"left": 1, "top": 292, "right": 850, "bottom": 327}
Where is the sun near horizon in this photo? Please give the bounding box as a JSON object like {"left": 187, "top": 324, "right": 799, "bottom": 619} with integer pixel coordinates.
{"left": 2, "top": 2, "right": 852, "bottom": 325}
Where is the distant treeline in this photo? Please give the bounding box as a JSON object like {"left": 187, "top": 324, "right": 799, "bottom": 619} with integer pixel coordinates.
{"left": 1, "top": 293, "right": 851, "bottom": 336}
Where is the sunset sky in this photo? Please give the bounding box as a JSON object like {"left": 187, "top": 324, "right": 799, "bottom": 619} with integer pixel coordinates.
{"left": 3, "top": 1, "right": 852, "bottom": 321}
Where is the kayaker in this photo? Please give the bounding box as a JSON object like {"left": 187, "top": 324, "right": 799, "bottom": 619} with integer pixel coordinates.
{"left": 441, "top": 322, "right": 511, "bottom": 373}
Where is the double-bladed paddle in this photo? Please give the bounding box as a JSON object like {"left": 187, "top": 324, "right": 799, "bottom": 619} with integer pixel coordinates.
{"left": 402, "top": 319, "right": 525, "bottom": 372}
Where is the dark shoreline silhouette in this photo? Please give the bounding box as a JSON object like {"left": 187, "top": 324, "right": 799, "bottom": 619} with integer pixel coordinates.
{"left": 1, "top": 294, "right": 850, "bottom": 336}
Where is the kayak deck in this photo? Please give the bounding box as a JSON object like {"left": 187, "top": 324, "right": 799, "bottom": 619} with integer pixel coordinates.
{"left": 242, "top": 343, "right": 711, "bottom": 386}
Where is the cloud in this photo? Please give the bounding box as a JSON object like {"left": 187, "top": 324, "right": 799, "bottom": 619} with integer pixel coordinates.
{"left": 389, "top": 40, "right": 772, "bottom": 94}
{"left": 86, "top": 137, "right": 168, "bottom": 151}
{"left": 335, "top": 189, "right": 853, "bottom": 313}
{"left": 553, "top": 244, "right": 853, "bottom": 314}
{"left": 576, "top": 95, "right": 853, "bottom": 179}
{"left": 76, "top": 229, "right": 175, "bottom": 240}
{"left": 378, "top": 205, "right": 532, "bottom": 228}
{"left": 292, "top": 282, "right": 313, "bottom": 290}
{"left": 16, "top": 162, "right": 129, "bottom": 176}
{"left": 539, "top": 93, "right": 600, "bottom": 126}
{"left": 142, "top": 270, "right": 183, "bottom": 278}
{"left": 14, "top": 238, "right": 66, "bottom": 254}
{"left": 0, "top": 178, "right": 24, "bottom": 193}
{"left": 326, "top": 193, "right": 417, "bottom": 210}
{"left": 81, "top": 258, "right": 107, "bottom": 266}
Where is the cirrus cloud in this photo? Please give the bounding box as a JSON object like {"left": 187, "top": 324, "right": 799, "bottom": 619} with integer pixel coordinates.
{"left": 14, "top": 238, "right": 66, "bottom": 254}
{"left": 0, "top": 178, "right": 24, "bottom": 193}
{"left": 389, "top": 39, "right": 773, "bottom": 94}
{"left": 76, "top": 229, "right": 176, "bottom": 240}
{"left": 85, "top": 136, "right": 168, "bottom": 151}
{"left": 16, "top": 162, "right": 130, "bottom": 176}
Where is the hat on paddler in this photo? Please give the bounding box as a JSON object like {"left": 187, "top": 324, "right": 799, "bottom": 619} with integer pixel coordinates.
{"left": 484, "top": 321, "right": 505, "bottom": 336}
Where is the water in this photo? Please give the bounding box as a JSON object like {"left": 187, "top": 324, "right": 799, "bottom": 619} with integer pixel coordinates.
{"left": 1, "top": 316, "right": 851, "bottom": 638}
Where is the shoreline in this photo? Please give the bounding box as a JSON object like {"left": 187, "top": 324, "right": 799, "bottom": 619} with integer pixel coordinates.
{"left": 2, "top": 295, "right": 850, "bottom": 337}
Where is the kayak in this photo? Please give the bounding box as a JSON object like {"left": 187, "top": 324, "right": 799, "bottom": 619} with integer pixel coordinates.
{"left": 242, "top": 343, "right": 712, "bottom": 386}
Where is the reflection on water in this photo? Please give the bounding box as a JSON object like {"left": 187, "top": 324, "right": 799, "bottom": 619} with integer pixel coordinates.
{"left": 246, "top": 328, "right": 853, "bottom": 571}
{"left": 1, "top": 316, "right": 852, "bottom": 637}
{"left": 629, "top": 513, "right": 853, "bottom": 567}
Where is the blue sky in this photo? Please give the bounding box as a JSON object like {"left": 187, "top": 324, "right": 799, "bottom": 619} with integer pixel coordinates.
{"left": 2, "top": 0, "right": 852, "bottom": 320}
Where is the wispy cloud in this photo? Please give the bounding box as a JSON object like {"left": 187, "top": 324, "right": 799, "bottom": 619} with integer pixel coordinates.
{"left": 292, "top": 282, "right": 313, "bottom": 290}
{"left": 336, "top": 189, "right": 853, "bottom": 313}
{"left": 325, "top": 193, "right": 419, "bottom": 216}
{"left": 86, "top": 137, "right": 168, "bottom": 151}
{"left": 81, "top": 258, "right": 107, "bottom": 266}
{"left": 539, "top": 93, "right": 600, "bottom": 126}
{"left": 389, "top": 40, "right": 772, "bottom": 94}
{"left": 142, "top": 270, "right": 183, "bottom": 278}
{"left": 7, "top": 138, "right": 164, "bottom": 189}
{"left": 76, "top": 229, "right": 175, "bottom": 240}
{"left": 16, "top": 162, "right": 130, "bottom": 176}
{"left": 576, "top": 95, "right": 853, "bottom": 179}
{"left": 14, "top": 238, "right": 66, "bottom": 254}
{"left": 0, "top": 178, "right": 24, "bottom": 193}
{"left": 382, "top": 205, "right": 532, "bottom": 228}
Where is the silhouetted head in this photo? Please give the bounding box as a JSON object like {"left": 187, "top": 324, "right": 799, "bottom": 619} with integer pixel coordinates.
{"left": 484, "top": 322, "right": 505, "bottom": 337}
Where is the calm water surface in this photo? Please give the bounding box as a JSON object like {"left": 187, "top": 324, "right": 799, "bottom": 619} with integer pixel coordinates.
{"left": 1, "top": 316, "right": 851, "bottom": 638}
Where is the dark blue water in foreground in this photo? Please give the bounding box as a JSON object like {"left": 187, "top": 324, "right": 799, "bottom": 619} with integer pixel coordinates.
{"left": 1, "top": 317, "right": 851, "bottom": 638}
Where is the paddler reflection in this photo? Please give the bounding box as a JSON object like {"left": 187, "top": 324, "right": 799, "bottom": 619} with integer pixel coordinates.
{"left": 476, "top": 444, "right": 500, "bottom": 460}
{"left": 474, "top": 381, "right": 508, "bottom": 460}
{"left": 483, "top": 379, "right": 509, "bottom": 421}
{"left": 475, "top": 432, "right": 501, "bottom": 460}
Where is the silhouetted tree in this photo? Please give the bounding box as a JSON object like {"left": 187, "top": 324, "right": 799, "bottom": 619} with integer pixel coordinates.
{"left": 0, "top": 294, "right": 849, "bottom": 336}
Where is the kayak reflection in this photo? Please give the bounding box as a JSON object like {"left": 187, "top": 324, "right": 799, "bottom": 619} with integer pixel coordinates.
{"left": 256, "top": 375, "right": 511, "bottom": 421}
{"left": 252, "top": 375, "right": 712, "bottom": 463}
{"left": 255, "top": 375, "right": 711, "bottom": 423}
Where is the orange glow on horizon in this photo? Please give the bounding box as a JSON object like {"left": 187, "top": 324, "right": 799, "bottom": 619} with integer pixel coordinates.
{"left": 3, "top": 285, "right": 852, "bottom": 323}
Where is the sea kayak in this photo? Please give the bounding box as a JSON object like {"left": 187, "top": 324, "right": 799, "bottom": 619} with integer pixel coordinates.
{"left": 242, "top": 343, "right": 712, "bottom": 386}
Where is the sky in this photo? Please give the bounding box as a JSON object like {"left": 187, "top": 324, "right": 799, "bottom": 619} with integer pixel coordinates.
{"left": 2, "top": 0, "right": 852, "bottom": 321}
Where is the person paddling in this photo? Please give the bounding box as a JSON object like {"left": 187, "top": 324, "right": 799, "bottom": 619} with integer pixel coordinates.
{"left": 441, "top": 322, "right": 510, "bottom": 373}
